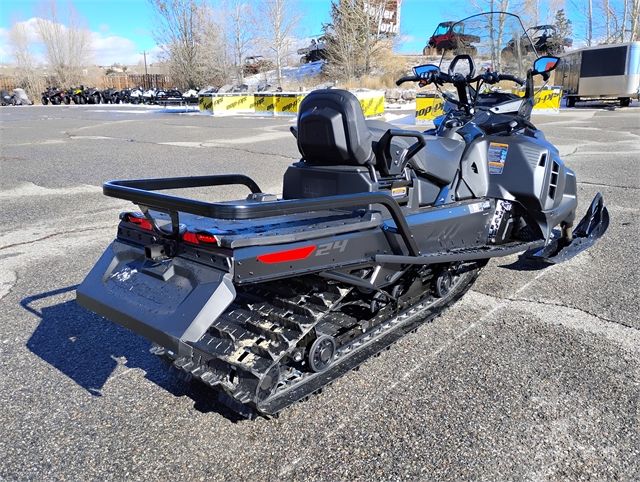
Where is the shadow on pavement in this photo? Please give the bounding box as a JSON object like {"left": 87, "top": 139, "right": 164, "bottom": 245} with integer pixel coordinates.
{"left": 498, "top": 256, "right": 551, "bottom": 271}
{"left": 22, "top": 285, "right": 245, "bottom": 422}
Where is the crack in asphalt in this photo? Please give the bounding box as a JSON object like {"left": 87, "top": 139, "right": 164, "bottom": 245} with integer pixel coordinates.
{"left": 470, "top": 289, "right": 636, "bottom": 331}
{"left": 0, "top": 225, "right": 113, "bottom": 252}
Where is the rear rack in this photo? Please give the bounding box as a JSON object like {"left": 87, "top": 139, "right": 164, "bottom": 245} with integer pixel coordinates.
{"left": 104, "top": 174, "right": 421, "bottom": 256}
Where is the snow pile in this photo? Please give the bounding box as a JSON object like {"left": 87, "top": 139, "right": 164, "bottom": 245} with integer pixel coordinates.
{"left": 243, "top": 61, "right": 325, "bottom": 89}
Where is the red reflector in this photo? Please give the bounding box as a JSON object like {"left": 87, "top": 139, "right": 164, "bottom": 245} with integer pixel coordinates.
{"left": 257, "top": 245, "right": 316, "bottom": 264}
{"left": 126, "top": 214, "right": 152, "bottom": 231}
{"left": 182, "top": 232, "right": 218, "bottom": 245}
{"left": 182, "top": 232, "right": 199, "bottom": 244}
{"left": 195, "top": 233, "right": 217, "bottom": 244}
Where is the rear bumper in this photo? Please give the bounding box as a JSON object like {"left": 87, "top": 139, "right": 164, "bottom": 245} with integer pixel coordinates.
{"left": 76, "top": 240, "right": 235, "bottom": 351}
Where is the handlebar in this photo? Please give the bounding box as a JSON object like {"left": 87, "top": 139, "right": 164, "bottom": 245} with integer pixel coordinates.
{"left": 496, "top": 73, "right": 525, "bottom": 86}
{"left": 396, "top": 71, "right": 524, "bottom": 88}
{"left": 395, "top": 75, "right": 420, "bottom": 86}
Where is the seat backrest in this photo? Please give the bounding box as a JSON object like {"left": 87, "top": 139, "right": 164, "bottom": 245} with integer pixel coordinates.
{"left": 297, "top": 89, "right": 374, "bottom": 166}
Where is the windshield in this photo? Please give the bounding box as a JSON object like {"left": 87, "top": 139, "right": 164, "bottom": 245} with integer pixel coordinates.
{"left": 439, "top": 12, "right": 537, "bottom": 80}
{"left": 434, "top": 23, "right": 450, "bottom": 36}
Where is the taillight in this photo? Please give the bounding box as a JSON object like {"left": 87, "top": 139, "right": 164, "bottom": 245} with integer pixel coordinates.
{"left": 257, "top": 245, "right": 316, "bottom": 264}
{"left": 123, "top": 213, "right": 152, "bottom": 231}
{"left": 182, "top": 231, "right": 218, "bottom": 245}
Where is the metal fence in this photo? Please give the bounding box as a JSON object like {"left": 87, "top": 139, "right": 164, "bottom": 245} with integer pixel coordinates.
{"left": 0, "top": 74, "right": 173, "bottom": 91}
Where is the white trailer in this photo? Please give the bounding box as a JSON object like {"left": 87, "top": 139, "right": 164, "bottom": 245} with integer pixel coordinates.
{"left": 556, "top": 42, "right": 640, "bottom": 107}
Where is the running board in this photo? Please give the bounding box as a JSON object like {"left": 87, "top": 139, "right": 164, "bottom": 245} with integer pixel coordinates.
{"left": 374, "top": 240, "right": 545, "bottom": 266}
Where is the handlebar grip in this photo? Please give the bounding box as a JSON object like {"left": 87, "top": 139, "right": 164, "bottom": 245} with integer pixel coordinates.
{"left": 395, "top": 75, "right": 419, "bottom": 86}
{"left": 499, "top": 74, "right": 525, "bottom": 86}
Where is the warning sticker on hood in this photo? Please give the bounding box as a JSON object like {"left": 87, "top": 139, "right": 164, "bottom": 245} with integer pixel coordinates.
{"left": 488, "top": 142, "right": 509, "bottom": 175}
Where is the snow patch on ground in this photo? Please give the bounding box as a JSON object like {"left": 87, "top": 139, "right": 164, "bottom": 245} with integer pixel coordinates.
{"left": 243, "top": 61, "right": 325, "bottom": 88}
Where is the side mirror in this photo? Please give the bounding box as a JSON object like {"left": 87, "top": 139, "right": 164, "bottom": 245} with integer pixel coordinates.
{"left": 448, "top": 54, "right": 475, "bottom": 79}
{"left": 533, "top": 56, "right": 560, "bottom": 75}
{"left": 413, "top": 64, "right": 440, "bottom": 78}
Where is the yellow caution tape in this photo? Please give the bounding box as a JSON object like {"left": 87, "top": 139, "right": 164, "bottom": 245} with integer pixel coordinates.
{"left": 274, "top": 93, "right": 306, "bottom": 116}
{"left": 213, "top": 94, "right": 253, "bottom": 114}
{"left": 198, "top": 95, "right": 213, "bottom": 112}
{"left": 512, "top": 86, "right": 563, "bottom": 111}
{"left": 355, "top": 91, "right": 385, "bottom": 117}
{"left": 254, "top": 93, "right": 275, "bottom": 114}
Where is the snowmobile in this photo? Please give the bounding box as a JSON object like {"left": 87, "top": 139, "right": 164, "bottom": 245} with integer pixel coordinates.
{"left": 142, "top": 88, "right": 158, "bottom": 104}
{"left": 128, "top": 87, "right": 144, "bottom": 104}
{"left": 77, "top": 12, "right": 609, "bottom": 418}
{"left": 1, "top": 89, "right": 16, "bottom": 106}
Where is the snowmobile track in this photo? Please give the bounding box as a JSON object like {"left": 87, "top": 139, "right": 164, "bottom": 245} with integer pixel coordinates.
{"left": 156, "top": 264, "right": 481, "bottom": 417}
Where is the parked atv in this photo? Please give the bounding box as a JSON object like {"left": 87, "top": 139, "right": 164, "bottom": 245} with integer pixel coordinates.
{"left": 41, "top": 86, "right": 67, "bottom": 105}
{"left": 78, "top": 12, "right": 608, "bottom": 419}
{"left": 298, "top": 37, "right": 328, "bottom": 64}
{"left": 71, "top": 86, "right": 87, "bottom": 104}
{"left": 503, "top": 24, "right": 572, "bottom": 56}
{"left": 423, "top": 21, "right": 480, "bottom": 56}
{"left": 100, "top": 88, "right": 119, "bottom": 104}
{"left": 243, "top": 55, "right": 274, "bottom": 75}
{"left": 85, "top": 87, "right": 102, "bottom": 104}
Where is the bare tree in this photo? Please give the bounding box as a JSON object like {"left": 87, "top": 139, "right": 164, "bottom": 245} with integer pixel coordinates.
{"left": 36, "top": 0, "right": 91, "bottom": 86}
{"left": 9, "top": 22, "right": 45, "bottom": 101}
{"left": 149, "top": 0, "right": 229, "bottom": 88}
{"left": 630, "top": 0, "right": 640, "bottom": 40}
{"left": 621, "top": 0, "right": 628, "bottom": 40}
{"left": 224, "top": 0, "right": 255, "bottom": 82}
{"left": 587, "top": 0, "right": 593, "bottom": 45}
{"left": 258, "top": 0, "right": 300, "bottom": 87}
{"left": 323, "top": 0, "right": 387, "bottom": 81}
{"left": 604, "top": 0, "right": 610, "bottom": 41}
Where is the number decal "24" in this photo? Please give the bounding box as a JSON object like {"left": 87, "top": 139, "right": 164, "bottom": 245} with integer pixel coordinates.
{"left": 315, "top": 240, "right": 348, "bottom": 256}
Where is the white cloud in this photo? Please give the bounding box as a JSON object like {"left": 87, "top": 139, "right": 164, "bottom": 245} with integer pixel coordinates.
{"left": 0, "top": 17, "right": 154, "bottom": 66}
{"left": 0, "top": 27, "right": 9, "bottom": 63}
{"left": 90, "top": 32, "right": 141, "bottom": 65}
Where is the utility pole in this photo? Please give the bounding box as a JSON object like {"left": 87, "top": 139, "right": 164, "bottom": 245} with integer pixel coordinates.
{"left": 141, "top": 51, "right": 149, "bottom": 89}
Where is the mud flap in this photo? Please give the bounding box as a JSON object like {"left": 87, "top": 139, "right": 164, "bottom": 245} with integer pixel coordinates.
{"left": 76, "top": 240, "right": 235, "bottom": 352}
{"left": 525, "top": 192, "right": 609, "bottom": 264}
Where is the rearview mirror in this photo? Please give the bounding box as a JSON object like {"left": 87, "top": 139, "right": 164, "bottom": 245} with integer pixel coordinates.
{"left": 413, "top": 64, "right": 440, "bottom": 78}
{"left": 533, "top": 56, "right": 560, "bottom": 75}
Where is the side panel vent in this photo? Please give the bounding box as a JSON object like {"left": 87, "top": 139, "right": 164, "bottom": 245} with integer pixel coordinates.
{"left": 548, "top": 161, "right": 559, "bottom": 199}
{"left": 538, "top": 153, "right": 547, "bottom": 167}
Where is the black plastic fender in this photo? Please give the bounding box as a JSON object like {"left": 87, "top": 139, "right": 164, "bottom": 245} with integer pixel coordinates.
{"left": 76, "top": 240, "right": 235, "bottom": 352}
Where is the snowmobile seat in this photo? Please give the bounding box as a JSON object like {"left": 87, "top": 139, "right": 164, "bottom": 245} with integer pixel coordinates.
{"left": 296, "top": 89, "right": 375, "bottom": 167}
{"left": 285, "top": 89, "right": 462, "bottom": 200}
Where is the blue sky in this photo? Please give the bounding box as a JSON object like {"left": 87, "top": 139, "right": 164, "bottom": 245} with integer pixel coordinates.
{"left": 0, "top": 0, "right": 602, "bottom": 65}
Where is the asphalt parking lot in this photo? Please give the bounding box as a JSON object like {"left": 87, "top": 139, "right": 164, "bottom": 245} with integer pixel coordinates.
{"left": 0, "top": 103, "right": 638, "bottom": 480}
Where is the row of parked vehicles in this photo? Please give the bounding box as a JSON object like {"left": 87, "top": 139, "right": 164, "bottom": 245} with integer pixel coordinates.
{"left": 40, "top": 86, "right": 199, "bottom": 105}
{"left": 1, "top": 88, "right": 33, "bottom": 106}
